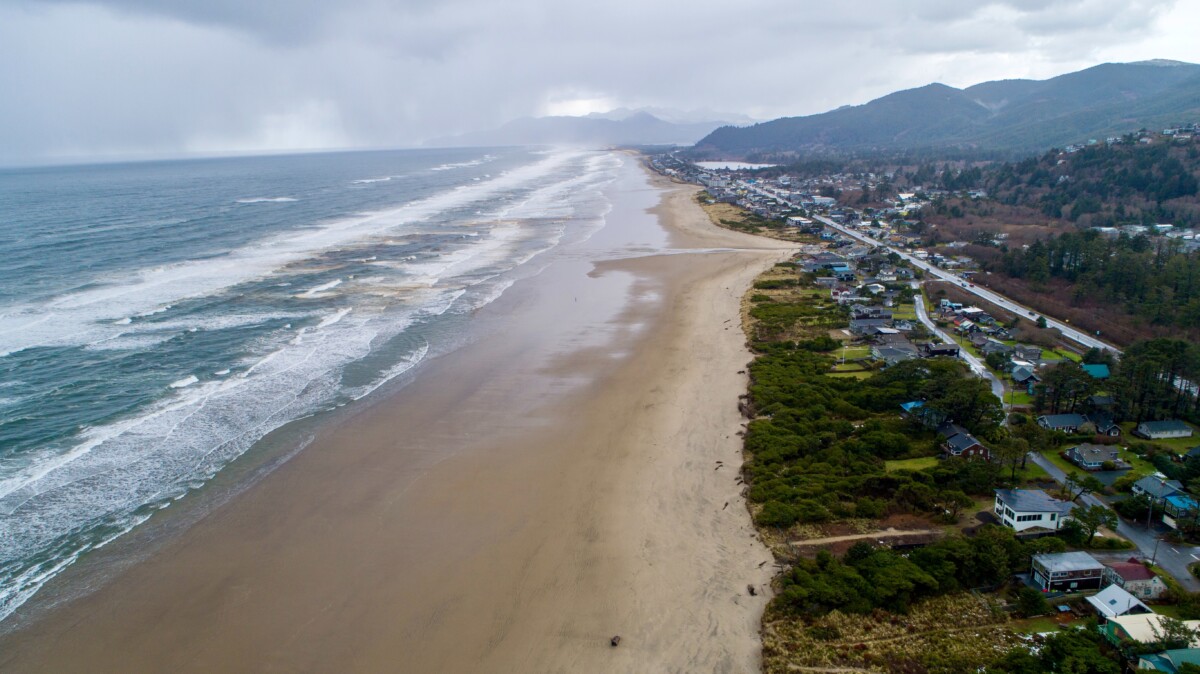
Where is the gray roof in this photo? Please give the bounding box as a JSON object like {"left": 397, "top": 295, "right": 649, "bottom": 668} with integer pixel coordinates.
{"left": 1085, "top": 584, "right": 1151, "bottom": 619}
{"left": 995, "top": 489, "right": 1074, "bottom": 514}
{"left": 1138, "top": 420, "right": 1192, "bottom": 433}
{"left": 1039, "top": 413, "right": 1087, "bottom": 429}
{"left": 1133, "top": 476, "right": 1184, "bottom": 499}
{"left": 946, "top": 433, "right": 983, "bottom": 453}
{"left": 1033, "top": 551, "right": 1103, "bottom": 573}
{"left": 1011, "top": 366, "right": 1038, "bottom": 383}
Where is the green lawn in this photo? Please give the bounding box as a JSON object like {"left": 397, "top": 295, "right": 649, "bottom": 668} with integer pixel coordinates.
{"left": 892, "top": 304, "right": 917, "bottom": 320}
{"left": 829, "top": 371, "right": 873, "bottom": 380}
{"left": 1118, "top": 422, "right": 1200, "bottom": 453}
{"left": 1008, "top": 390, "right": 1034, "bottom": 406}
{"left": 1015, "top": 460, "right": 1050, "bottom": 483}
{"left": 1040, "top": 449, "right": 1083, "bottom": 479}
{"left": 885, "top": 456, "right": 940, "bottom": 472}
{"left": 840, "top": 346, "right": 871, "bottom": 359}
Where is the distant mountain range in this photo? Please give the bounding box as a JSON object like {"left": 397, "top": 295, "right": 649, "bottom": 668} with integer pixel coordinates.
{"left": 430, "top": 108, "right": 749, "bottom": 148}
{"left": 693, "top": 60, "right": 1200, "bottom": 158}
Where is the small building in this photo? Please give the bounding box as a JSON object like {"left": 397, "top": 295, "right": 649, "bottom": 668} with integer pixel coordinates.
{"left": 1037, "top": 413, "right": 1088, "bottom": 433}
{"left": 994, "top": 489, "right": 1074, "bottom": 533}
{"left": 1087, "top": 412, "right": 1122, "bottom": 437}
{"left": 1105, "top": 614, "right": 1200, "bottom": 647}
{"left": 1085, "top": 583, "right": 1153, "bottom": 619}
{"left": 1135, "top": 420, "right": 1194, "bottom": 440}
{"left": 1081, "top": 363, "right": 1111, "bottom": 380}
{"left": 921, "top": 343, "right": 960, "bottom": 358}
{"left": 1103, "top": 558, "right": 1168, "bottom": 600}
{"left": 1132, "top": 475, "right": 1185, "bottom": 504}
{"left": 1066, "top": 443, "right": 1119, "bottom": 470}
{"left": 872, "top": 345, "right": 919, "bottom": 367}
{"left": 1138, "top": 648, "right": 1200, "bottom": 672}
{"left": 1011, "top": 366, "right": 1040, "bottom": 389}
{"left": 1163, "top": 493, "right": 1200, "bottom": 531}
{"left": 944, "top": 431, "right": 988, "bottom": 460}
{"left": 1031, "top": 551, "right": 1104, "bottom": 592}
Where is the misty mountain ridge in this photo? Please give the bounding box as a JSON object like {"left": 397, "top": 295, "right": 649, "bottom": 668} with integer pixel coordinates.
{"left": 694, "top": 60, "right": 1200, "bottom": 158}
{"left": 430, "top": 109, "right": 743, "bottom": 148}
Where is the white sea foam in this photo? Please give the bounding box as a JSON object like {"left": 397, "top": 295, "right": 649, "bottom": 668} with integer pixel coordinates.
{"left": 298, "top": 279, "right": 343, "bottom": 298}
{"left": 351, "top": 175, "right": 404, "bottom": 185}
{"left": 168, "top": 375, "right": 199, "bottom": 389}
{"left": 235, "top": 197, "right": 298, "bottom": 204}
{"left": 0, "top": 148, "right": 624, "bottom": 624}
{"left": 0, "top": 150, "right": 584, "bottom": 358}
{"left": 430, "top": 154, "right": 495, "bottom": 171}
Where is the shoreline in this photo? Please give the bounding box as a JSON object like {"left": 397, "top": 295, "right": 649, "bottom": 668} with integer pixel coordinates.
{"left": 0, "top": 159, "right": 792, "bottom": 672}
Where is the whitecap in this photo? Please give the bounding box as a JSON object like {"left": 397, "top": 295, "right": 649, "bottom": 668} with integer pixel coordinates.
{"left": 235, "top": 197, "right": 298, "bottom": 204}
{"left": 169, "top": 375, "right": 199, "bottom": 389}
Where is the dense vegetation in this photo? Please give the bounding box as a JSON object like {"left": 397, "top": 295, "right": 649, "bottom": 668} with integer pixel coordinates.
{"left": 945, "top": 142, "right": 1200, "bottom": 229}
{"left": 745, "top": 343, "right": 1004, "bottom": 530}
{"left": 777, "top": 531, "right": 1065, "bottom": 617}
{"left": 994, "top": 231, "right": 1200, "bottom": 331}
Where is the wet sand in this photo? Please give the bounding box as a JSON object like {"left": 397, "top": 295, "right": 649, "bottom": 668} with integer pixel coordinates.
{"left": 0, "top": 161, "right": 792, "bottom": 673}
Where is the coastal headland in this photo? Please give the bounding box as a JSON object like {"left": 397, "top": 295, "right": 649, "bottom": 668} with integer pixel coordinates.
{"left": 0, "top": 159, "right": 792, "bottom": 672}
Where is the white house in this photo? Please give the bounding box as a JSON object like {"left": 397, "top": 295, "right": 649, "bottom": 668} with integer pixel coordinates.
{"left": 1085, "top": 584, "right": 1152, "bottom": 620}
{"left": 1135, "top": 420, "right": 1194, "bottom": 440}
{"left": 993, "top": 489, "right": 1075, "bottom": 533}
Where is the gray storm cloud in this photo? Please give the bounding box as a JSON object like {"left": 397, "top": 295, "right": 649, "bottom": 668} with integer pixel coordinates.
{"left": 0, "top": 0, "right": 1187, "bottom": 165}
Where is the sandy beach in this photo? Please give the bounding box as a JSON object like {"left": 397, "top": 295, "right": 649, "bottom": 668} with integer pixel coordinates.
{"left": 0, "top": 160, "right": 792, "bottom": 673}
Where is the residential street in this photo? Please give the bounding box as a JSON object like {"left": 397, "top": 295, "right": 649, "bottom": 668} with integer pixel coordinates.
{"left": 911, "top": 281, "right": 1006, "bottom": 403}
{"left": 1028, "top": 452, "right": 1200, "bottom": 591}
{"left": 743, "top": 181, "right": 1200, "bottom": 590}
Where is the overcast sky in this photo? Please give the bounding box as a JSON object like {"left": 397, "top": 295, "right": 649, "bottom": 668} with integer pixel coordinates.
{"left": 2, "top": 0, "right": 1199, "bottom": 165}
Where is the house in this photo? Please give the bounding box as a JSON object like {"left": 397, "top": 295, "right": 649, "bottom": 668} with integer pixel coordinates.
{"left": 1185, "top": 446, "right": 1200, "bottom": 462}
{"left": 980, "top": 340, "right": 1013, "bottom": 356}
{"left": 1135, "top": 420, "right": 1194, "bottom": 440}
{"left": 994, "top": 489, "right": 1074, "bottom": 533}
{"left": 1087, "top": 412, "right": 1121, "bottom": 437}
{"left": 872, "top": 345, "right": 919, "bottom": 367}
{"left": 1011, "top": 366, "right": 1040, "bottom": 389}
{"left": 921, "top": 343, "right": 960, "bottom": 358}
{"left": 1037, "top": 413, "right": 1088, "bottom": 433}
{"left": 944, "top": 431, "right": 988, "bottom": 459}
{"left": 1065, "top": 443, "right": 1119, "bottom": 470}
{"left": 1163, "top": 493, "right": 1200, "bottom": 530}
{"left": 1104, "top": 614, "right": 1200, "bottom": 647}
{"left": 1013, "top": 345, "right": 1043, "bottom": 362}
{"left": 1103, "top": 558, "right": 1168, "bottom": 600}
{"left": 849, "top": 318, "right": 890, "bottom": 335}
{"left": 1138, "top": 648, "right": 1200, "bottom": 673}
{"left": 1131, "top": 475, "right": 1185, "bottom": 504}
{"left": 902, "top": 401, "right": 946, "bottom": 429}
{"left": 1031, "top": 551, "right": 1104, "bottom": 592}
{"left": 1085, "top": 583, "right": 1153, "bottom": 619}
{"left": 1082, "top": 363, "right": 1111, "bottom": 380}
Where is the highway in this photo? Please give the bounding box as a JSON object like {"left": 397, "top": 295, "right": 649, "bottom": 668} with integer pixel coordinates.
{"left": 743, "top": 183, "right": 1121, "bottom": 354}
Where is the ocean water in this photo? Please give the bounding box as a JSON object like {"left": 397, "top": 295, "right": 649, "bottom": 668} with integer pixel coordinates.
{"left": 0, "top": 147, "right": 623, "bottom": 622}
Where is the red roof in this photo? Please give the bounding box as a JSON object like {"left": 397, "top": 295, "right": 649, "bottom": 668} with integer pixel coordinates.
{"left": 1107, "top": 560, "right": 1156, "bottom": 582}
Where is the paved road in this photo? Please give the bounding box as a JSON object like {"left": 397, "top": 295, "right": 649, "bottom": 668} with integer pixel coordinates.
{"left": 911, "top": 281, "right": 1007, "bottom": 404}
{"left": 1028, "top": 452, "right": 1200, "bottom": 591}
{"left": 743, "top": 183, "right": 1119, "bottom": 353}
{"left": 743, "top": 181, "right": 1200, "bottom": 586}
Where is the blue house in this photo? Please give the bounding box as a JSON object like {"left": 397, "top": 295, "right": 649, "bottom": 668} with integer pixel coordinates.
{"left": 1082, "top": 363, "right": 1111, "bottom": 380}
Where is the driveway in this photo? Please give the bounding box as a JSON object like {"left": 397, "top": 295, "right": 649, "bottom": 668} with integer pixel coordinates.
{"left": 1028, "top": 452, "right": 1200, "bottom": 591}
